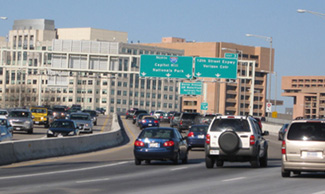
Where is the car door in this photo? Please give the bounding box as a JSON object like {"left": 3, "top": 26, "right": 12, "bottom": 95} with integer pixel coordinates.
{"left": 175, "top": 130, "right": 187, "bottom": 158}
{"left": 251, "top": 118, "right": 267, "bottom": 156}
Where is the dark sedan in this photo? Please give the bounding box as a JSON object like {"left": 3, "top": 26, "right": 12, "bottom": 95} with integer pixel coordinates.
{"left": 186, "top": 124, "right": 209, "bottom": 150}
{"left": 134, "top": 127, "right": 188, "bottom": 165}
{"left": 47, "top": 119, "right": 79, "bottom": 137}
{"left": 139, "top": 116, "right": 159, "bottom": 130}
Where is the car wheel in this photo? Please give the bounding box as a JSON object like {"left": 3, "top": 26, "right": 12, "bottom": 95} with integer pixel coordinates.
{"left": 293, "top": 171, "right": 301, "bottom": 175}
{"left": 282, "top": 170, "right": 291, "bottom": 177}
{"left": 145, "top": 160, "right": 151, "bottom": 164}
{"left": 250, "top": 149, "right": 260, "bottom": 168}
{"left": 205, "top": 155, "right": 215, "bottom": 168}
{"left": 173, "top": 152, "right": 179, "bottom": 165}
{"left": 216, "top": 160, "right": 224, "bottom": 167}
{"left": 135, "top": 158, "right": 141, "bottom": 165}
{"left": 260, "top": 150, "right": 268, "bottom": 167}
{"left": 218, "top": 131, "right": 240, "bottom": 154}
{"left": 182, "top": 152, "right": 188, "bottom": 164}
{"left": 27, "top": 128, "right": 33, "bottom": 134}
{"left": 94, "top": 121, "right": 97, "bottom": 126}
{"left": 187, "top": 147, "right": 192, "bottom": 151}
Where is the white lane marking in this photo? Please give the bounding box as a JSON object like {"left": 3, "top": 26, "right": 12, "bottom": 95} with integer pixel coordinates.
{"left": 170, "top": 167, "right": 188, "bottom": 171}
{"left": 313, "top": 191, "right": 325, "bottom": 194}
{"left": 76, "top": 178, "right": 111, "bottom": 184}
{"left": 222, "top": 177, "right": 246, "bottom": 182}
{"left": 0, "top": 161, "right": 129, "bottom": 180}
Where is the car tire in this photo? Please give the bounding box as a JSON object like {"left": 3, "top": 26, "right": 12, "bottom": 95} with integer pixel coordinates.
{"left": 260, "top": 150, "right": 268, "bottom": 167}
{"left": 135, "top": 158, "right": 141, "bottom": 165}
{"left": 182, "top": 153, "right": 188, "bottom": 164}
{"left": 218, "top": 131, "right": 240, "bottom": 154}
{"left": 94, "top": 121, "right": 97, "bottom": 126}
{"left": 250, "top": 149, "right": 260, "bottom": 168}
{"left": 205, "top": 155, "right": 215, "bottom": 168}
{"left": 216, "top": 160, "right": 224, "bottom": 167}
{"left": 27, "top": 128, "right": 33, "bottom": 134}
{"left": 173, "top": 152, "right": 179, "bottom": 165}
{"left": 145, "top": 160, "right": 151, "bottom": 164}
{"left": 282, "top": 170, "right": 290, "bottom": 177}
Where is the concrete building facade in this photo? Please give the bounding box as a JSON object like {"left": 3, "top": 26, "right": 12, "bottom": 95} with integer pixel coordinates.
{"left": 282, "top": 76, "right": 325, "bottom": 119}
{"left": 142, "top": 38, "right": 275, "bottom": 116}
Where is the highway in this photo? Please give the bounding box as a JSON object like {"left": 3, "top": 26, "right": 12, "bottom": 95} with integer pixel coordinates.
{"left": 0, "top": 117, "right": 324, "bottom": 194}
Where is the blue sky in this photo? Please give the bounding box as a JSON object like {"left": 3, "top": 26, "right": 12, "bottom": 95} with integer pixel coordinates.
{"left": 1, "top": 0, "right": 325, "bottom": 113}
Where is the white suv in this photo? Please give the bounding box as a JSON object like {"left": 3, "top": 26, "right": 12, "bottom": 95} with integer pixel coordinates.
{"left": 205, "top": 115, "right": 269, "bottom": 168}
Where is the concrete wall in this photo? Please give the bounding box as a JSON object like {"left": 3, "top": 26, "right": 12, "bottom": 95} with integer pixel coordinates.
{"left": 0, "top": 114, "right": 125, "bottom": 166}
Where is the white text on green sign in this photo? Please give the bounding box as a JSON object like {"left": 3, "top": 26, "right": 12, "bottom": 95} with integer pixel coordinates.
{"left": 179, "top": 82, "right": 202, "bottom": 95}
{"left": 194, "top": 57, "right": 238, "bottom": 79}
{"left": 140, "top": 55, "right": 193, "bottom": 79}
{"left": 201, "top": 102, "right": 208, "bottom": 110}
{"left": 224, "top": 53, "right": 238, "bottom": 59}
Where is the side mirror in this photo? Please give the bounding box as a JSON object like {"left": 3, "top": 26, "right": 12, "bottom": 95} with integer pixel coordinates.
{"left": 262, "top": 131, "right": 269, "bottom": 136}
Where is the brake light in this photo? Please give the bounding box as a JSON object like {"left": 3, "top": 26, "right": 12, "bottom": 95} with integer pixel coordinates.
{"left": 172, "top": 116, "right": 174, "bottom": 120}
{"left": 250, "top": 135, "right": 255, "bottom": 145}
{"left": 281, "top": 140, "right": 286, "bottom": 154}
{"left": 142, "top": 120, "right": 146, "bottom": 123}
{"left": 154, "top": 120, "right": 159, "bottom": 124}
{"left": 163, "top": 141, "right": 175, "bottom": 147}
{"left": 180, "top": 120, "right": 183, "bottom": 125}
{"left": 227, "top": 116, "right": 235, "bottom": 118}
{"left": 134, "top": 140, "right": 145, "bottom": 147}
{"left": 206, "top": 134, "right": 210, "bottom": 145}
{"left": 126, "top": 112, "right": 129, "bottom": 115}
{"left": 160, "top": 116, "right": 163, "bottom": 119}
{"left": 188, "top": 132, "right": 194, "bottom": 137}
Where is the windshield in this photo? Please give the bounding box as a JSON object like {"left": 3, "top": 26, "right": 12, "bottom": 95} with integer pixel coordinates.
{"left": 9, "top": 111, "right": 29, "bottom": 117}
{"left": 210, "top": 119, "right": 250, "bottom": 132}
{"left": 53, "top": 108, "right": 65, "bottom": 112}
{"left": 31, "top": 109, "right": 47, "bottom": 113}
{"left": 0, "top": 111, "right": 7, "bottom": 115}
{"left": 70, "top": 115, "right": 90, "bottom": 120}
{"left": 182, "top": 114, "right": 198, "bottom": 119}
{"left": 82, "top": 111, "right": 96, "bottom": 116}
{"left": 0, "top": 119, "right": 7, "bottom": 125}
{"left": 51, "top": 121, "right": 75, "bottom": 129}
{"left": 287, "top": 122, "right": 325, "bottom": 141}
{"left": 139, "top": 129, "right": 174, "bottom": 139}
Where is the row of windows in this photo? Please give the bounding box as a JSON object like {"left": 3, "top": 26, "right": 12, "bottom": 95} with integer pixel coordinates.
{"left": 292, "top": 79, "right": 325, "bottom": 83}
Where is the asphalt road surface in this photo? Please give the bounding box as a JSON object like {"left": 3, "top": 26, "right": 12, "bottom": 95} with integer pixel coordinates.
{"left": 1, "top": 117, "right": 325, "bottom": 194}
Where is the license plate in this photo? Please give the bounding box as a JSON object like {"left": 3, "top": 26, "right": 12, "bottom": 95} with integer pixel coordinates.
{"left": 35, "top": 121, "right": 39, "bottom": 124}
{"left": 15, "top": 127, "right": 21, "bottom": 130}
{"left": 210, "top": 150, "right": 219, "bottom": 155}
{"left": 149, "top": 143, "right": 160, "bottom": 148}
{"left": 302, "top": 151, "right": 323, "bottom": 158}
{"left": 198, "top": 135, "right": 205, "bottom": 139}
{"left": 148, "top": 124, "right": 152, "bottom": 126}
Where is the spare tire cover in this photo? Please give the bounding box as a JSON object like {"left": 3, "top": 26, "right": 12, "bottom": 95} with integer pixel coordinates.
{"left": 218, "top": 131, "right": 240, "bottom": 154}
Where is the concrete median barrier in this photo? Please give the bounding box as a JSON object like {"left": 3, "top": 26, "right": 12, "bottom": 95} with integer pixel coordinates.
{"left": 0, "top": 114, "right": 126, "bottom": 165}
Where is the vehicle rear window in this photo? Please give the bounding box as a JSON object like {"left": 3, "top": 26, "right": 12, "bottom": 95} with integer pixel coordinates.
{"left": 70, "top": 115, "right": 89, "bottom": 120}
{"left": 287, "top": 122, "right": 325, "bottom": 141}
{"left": 139, "top": 129, "right": 174, "bottom": 139}
{"left": 31, "top": 109, "right": 47, "bottom": 113}
{"left": 51, "top": 121, "right": 75, "bottom": 129}
{"left": 0, "top": 111, "right": 7, "bottom": 115}
{"left": 143, "top": 116, "right": 156, "bottom": 120}
{"left": 210, "top": 119, "right": 250, "bottom": 132}
{"left": 190, "top": 126, "right": 208, "bottom": 133}
{"left": 9, "top": 111, "right": 29, "bottom": 117}
{"left": 182, "top": 114, "right": 198, "bottom": 119}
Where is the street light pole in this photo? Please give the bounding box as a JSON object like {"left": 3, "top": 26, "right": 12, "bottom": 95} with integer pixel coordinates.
{"left": 297, "top": 9, "right": 325, "bottom": 19}
{"left": 246, "top": 34, "right": 273, "bottom": 117}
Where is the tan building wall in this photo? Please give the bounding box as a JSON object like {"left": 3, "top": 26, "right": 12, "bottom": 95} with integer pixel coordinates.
{"left": 56, "top": 28, "right": 128, "bottom": 43}
{"left": 141, "top": 37, "right": 274, "bottom": 116}
{"left": 282, "top": 76, "right": 325, "bottom": 119}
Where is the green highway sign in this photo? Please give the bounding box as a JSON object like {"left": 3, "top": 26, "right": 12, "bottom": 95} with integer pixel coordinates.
{"left": 201, "top": 102, "right": 208, "bottom": 111}
{"left": 224, "top": 53, "right": 238, "bottom": 59}
{"left": 140, "top": 55, "right": 193, "bottom": 79}
{"left": 179, "top": 82, "right": 202, "bottom": 95}
{"left": 194, "top": 57, "right": 238, "bottom": 79}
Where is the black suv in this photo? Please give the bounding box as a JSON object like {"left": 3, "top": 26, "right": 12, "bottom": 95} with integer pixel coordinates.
{"left": 177, "top": 112, "right": 200, "bottom": 132}
{"left": 205, "top": 115, "right": 269, "bottom": 168}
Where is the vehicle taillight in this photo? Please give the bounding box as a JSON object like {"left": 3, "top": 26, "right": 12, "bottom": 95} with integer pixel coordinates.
{"left": 134, "top": 140, "right": 145, "bottom": 147}
{"left": 281, "top": 140, "right": 286, "bottom": 154}
{"left": 154, "top": 120, "right": 159, "bottom": 124}
{"left": 180, "top": 120, "right": 183, "bottom": 125}
{"left": 227, "top": 116, "right": 235, "bottom": 118}
{"left": 142, "top": 120, "right": 146, "bottom": 123}
{"left": 163, "top": 141, "right": 175, "bottom": 147}
{"left": 126, "top": 112, "right": 129, "bottom": 115}
{"left": 172, "top": 116, "right": 174, "bottom": 120}
{"left": 250, "top": 135, "right": 255, "bottom": 145}
{"left": 206, "top": 134, "right": 210, "bottom": 145}
{"left": 160, "top": 116, "right": 163, "bottom": 119}
{"left": 188, "top": 132, "right": 194, "bottom": 137}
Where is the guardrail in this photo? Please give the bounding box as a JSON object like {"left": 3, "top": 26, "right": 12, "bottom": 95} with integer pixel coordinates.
{"left": 0, "top": 114, "right": 126, "bottom": 166}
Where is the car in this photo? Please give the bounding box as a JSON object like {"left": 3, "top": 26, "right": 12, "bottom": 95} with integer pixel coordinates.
{"left": 126, "top": 108, "right": 138, "bottom": 119}
{"left": 133, "top": 127, "right": 188, "bottom": 165}
{"left": 96, "top": 107, "right": 106, "bottom": 115}
{"left": 52, "top": 106, "right": 68, "bottom": 120}
{"left": 47, "top": 119, "right": 79, "bottom": 137}
{"left": 132, "top": 110, "right": 148, "bottom": 124}
{"left": 177, "top": 112, "right": 201, "bottom": 132}
{"left": 170, "top": 112, "right": 181, "bottom": 127}
{"left": 135, "top": 113, "right": 150, "bottom": 127}
{"left": 278, "top": 123, "right": 289, "bottom": 141}
{"left": 205, "top": 115, "right": 269, "bottom": 168}
{"left": 82, "top": 109, "right": 98, "bottom": 125}
{"left": 68, "top": 112, "right": 93, "bottom": 133}
{"left": 7, "top": 109, "right": 34, "bottom": 134}
{"left": 161, "top": 112, "right": 177, "bottom": 123}
{"left": 281, "top": 119, "right": 325, "bottom": 177}
{"left": 0, "top": 118, "right": 13, "bottom": 142}
{"left": 30, "top": 106, "right": 49, "bottom": 127}
{"left": 254, "top": 117, "right": 263, "bottom": 129}
{"left": 199, "top": 113, "right": 221, "bottom": 125}
{"left": 139, "top": 115, "right": 160, "bottom": 130}
{"left": 186, "top": 124, "right": 209, "bottom": 150}
{"left": 0, "top": 109, "right": 9, "bottom": 119}
{"left": 152, "top": 110, "right": 165, "bottom": 119}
